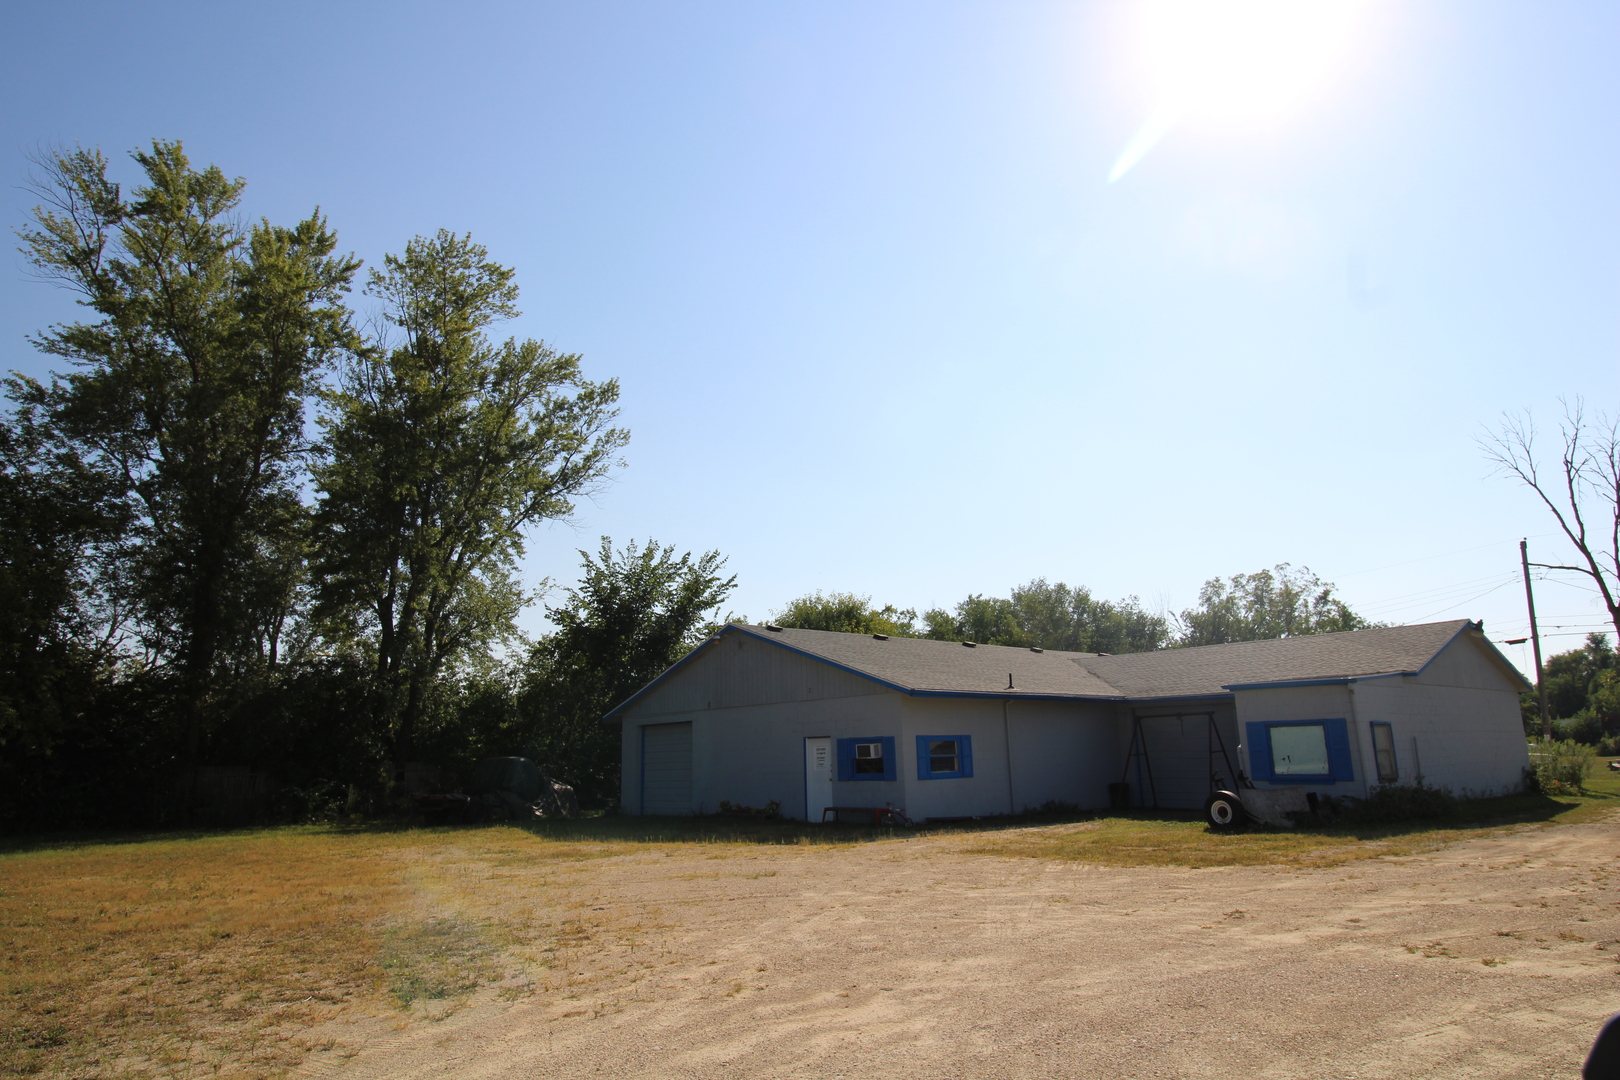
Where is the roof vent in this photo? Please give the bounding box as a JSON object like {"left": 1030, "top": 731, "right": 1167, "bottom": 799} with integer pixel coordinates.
{"left": 1095, "top": 652, "right": 1110, "bottom": 657}
{"left": 961, "top": 641, "right": 977, "bottom": 648}
{"left": 872, "top": 633, "right": 889, "bottom": 641}
{"left": 766, "top": 624, "right": 783, "bottom": 632}
{"left": 1029, "top": 646, "right": 1044, "bottom": 653}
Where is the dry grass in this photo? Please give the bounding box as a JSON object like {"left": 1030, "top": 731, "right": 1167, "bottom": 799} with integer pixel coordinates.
{"left": 0, "top": 826, "right": 679, "bottom": 1079}
{"left": 0, "top": 829, "right": 409, "bottom": 1078}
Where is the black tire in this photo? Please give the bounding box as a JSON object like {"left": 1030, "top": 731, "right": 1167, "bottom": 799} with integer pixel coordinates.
{"left": 1204, "top": 791, "right": 1246, "bottom": 831}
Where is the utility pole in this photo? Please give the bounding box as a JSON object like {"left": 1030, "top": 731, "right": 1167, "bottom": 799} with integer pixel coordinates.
{"left": 1520, "top": 538, "right": 1551, "bottom": 739}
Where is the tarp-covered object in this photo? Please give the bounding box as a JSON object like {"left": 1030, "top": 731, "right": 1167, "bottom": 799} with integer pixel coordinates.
{"left": 468, "top": 757, "right": 578, "bottom": 818}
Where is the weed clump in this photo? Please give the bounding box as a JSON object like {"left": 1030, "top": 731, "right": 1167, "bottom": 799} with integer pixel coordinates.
{"left": 1526, "top": 739, "right": 1593, "bottom": 795}
{"left": 1022, "top": 799, "right": 1087, "bottom": 821}
{"left": 1336, "top": 784, "right": 1459, "bottom": 824}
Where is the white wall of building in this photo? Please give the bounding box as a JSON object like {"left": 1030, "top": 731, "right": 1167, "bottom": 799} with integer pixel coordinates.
{"left": 1230, "top": 633, "right": 1530, "bottom": 800}
{"left": 1349, "top": 635, "right": 1529, "bottom": 797}
{"left": 618, "top": 631, "right": 900, "bottom": 816}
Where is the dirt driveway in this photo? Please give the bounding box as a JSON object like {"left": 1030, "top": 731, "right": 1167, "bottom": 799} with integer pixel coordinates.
{"left": 303, "top": 816, "right": 1620, "bottom": 1080}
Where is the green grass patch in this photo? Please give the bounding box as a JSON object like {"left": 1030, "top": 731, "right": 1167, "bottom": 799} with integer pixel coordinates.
{"left": 964, "top": 786, "right": 1619, "bottom": 868}
{"left": 381, "top": 916, "right": 501, "bottom": 1007}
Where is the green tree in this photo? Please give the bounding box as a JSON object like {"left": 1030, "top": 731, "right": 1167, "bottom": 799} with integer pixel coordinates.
{"left": 312, "top": 231, "right": 627, "bottom": 768}
{"left": 521, "top": 539, "right": 735, "bottom": 803}
{"left": 1177, "top": 563, "right": 1370, "bottom": 647}
{"left": 1528, "top": 633, "right": 1619, "bottom": 742}
{"left": 0, "top": 401, "right": 129, "bottom": 757}
{"left": 1540, "top": 633, "right": 1617, "bottom": 720}
{"left": 15, "top": 141, "right": 360, "bottom": 759}
{"left": 921, "top": 579, "right": 1170, "bottom": 653}
{"left": 772, "top": 592, "right": 919, "bottom": 636}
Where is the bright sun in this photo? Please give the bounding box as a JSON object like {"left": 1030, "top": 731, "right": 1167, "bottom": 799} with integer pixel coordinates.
{"left": 1110, "top": 0, "right": 1369, "bottom": 181}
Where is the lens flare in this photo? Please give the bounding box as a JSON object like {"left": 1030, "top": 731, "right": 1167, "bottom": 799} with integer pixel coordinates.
{"left": 1109, "top": 0, "right": 1368, "bottom": 182}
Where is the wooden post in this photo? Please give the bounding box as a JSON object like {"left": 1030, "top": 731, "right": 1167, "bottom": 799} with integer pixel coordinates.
{"left": 1520, "top": 538, "right": 1552, "bottom": 740}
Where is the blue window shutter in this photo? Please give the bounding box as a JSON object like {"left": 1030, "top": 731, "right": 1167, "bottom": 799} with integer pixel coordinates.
{"left": 1324, "top": 718, "right": 1354, "bottom": 782}
{"left": 915, "top": 736, "right": 931, "bottom": 780}
{"left": 879, "top": 736, "right": 897, "bottom": 781}
{"left": 960, "top": 735, "right": 973, "bottom": 778}
{"left": 1245, "top": 722, "right": 1274, "bottom": 782}
{"left": 836, "top": 738, "right": 856, "bottom": 781}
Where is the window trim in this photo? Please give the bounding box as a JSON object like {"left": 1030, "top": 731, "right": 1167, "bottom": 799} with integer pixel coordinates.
{"left": 915, "top": 735, "right": 974, "bottom": 780}
{"left": 1245, "top": 718, "right": 1354, "bottom": 784}
{"left": 836, "top": 735, "right": 897, "bottom": 781}
{"left": 1369, "top": 721, "right": 1399, "bottom": 784}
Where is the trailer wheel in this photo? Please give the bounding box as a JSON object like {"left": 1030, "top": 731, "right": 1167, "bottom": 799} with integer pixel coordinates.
{"left": 1204, "top": 791, "right": 1246, "bottom": 831}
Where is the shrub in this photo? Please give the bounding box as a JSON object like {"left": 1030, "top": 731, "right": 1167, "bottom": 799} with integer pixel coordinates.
{"left": 1598, "top": 733, "right": 1620, "bottom": 757}
{"left": 1554, "top": 714, "right": 1606, "bottom": 745}
{"left": 1527, "top": 738, "right": 1593, "bottom": 795}
{"left": 1338, "top": 784, "right": 1458, "bottom": 824}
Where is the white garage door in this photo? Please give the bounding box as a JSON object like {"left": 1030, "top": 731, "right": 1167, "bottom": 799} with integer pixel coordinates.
{"left": 641, "top": 722, "right": 693, "bottom": 815}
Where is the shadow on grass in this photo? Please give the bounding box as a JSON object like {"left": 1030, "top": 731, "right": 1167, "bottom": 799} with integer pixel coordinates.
{"left": 4, "top": 788, "right": 1611, "bottom": 857}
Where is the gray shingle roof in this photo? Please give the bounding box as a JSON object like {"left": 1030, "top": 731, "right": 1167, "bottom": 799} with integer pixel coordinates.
{"left": 1074, "top": 620, "right": 1482, "bottom": 698}
{"left": 722, "top": 619, "right": 1505, "bottom": 702}
{"left": 737, "top": 625, "right": 1122, "bottom": 698}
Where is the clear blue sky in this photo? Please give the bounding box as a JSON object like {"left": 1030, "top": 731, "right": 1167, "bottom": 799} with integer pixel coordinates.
{"left": 4, "top": 1, "right": 1617, "bottom": 673}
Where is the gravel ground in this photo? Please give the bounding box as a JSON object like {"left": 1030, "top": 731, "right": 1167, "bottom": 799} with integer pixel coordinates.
{"left": 300, "top": 815, "right": 1620, "bottom": 1080}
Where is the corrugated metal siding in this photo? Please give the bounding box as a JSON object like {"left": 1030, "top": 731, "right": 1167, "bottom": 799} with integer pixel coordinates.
{"left": 641, "top": 722, "right": 693, "bottom": 814}
{"left": 624, "top": 631, "right": 880, "bottom": 718}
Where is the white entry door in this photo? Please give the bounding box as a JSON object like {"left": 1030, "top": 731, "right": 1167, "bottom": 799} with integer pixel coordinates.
{"left": 804, "top": 737, "right": 834, "bottom": 822}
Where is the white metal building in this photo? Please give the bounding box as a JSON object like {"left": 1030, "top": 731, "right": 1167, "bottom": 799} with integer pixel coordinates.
{"left": 606, "top": 620, "right": 1532, "bottom": 820}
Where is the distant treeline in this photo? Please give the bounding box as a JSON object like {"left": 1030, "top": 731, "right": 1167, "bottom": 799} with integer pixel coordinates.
{"left": 769, "top": 562, "right": 1371, "bottom": 652}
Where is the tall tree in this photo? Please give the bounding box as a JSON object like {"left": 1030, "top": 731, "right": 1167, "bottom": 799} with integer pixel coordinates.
{"left": 15, "top": 141, "right": 360, "bottom": 759}
{"left": 1176, "top": 564, "right": 1369, "bottom": 647}
{"left": 313, "top": 231, "right": 628, "bottom": 766}
{"left": 521, "top": 538, "right": 734, "bottom": 802}
{"left": 1481, "top": 399, "right": 1620, "bottom": 644}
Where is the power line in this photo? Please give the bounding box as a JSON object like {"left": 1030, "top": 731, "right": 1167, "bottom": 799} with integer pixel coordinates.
{"left": 1411, "top": 579, "right": 1519, "bottom": 623}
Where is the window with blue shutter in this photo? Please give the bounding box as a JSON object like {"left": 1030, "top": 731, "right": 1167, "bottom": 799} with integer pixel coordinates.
{"left": 1245, "top": 719, "right": 1353, "bottom": 784}
{"left": 916, "top": 735, "right": 973, "bottom": 779}
{"left": 836, "top": 736, "right": 896, "bottom": 781}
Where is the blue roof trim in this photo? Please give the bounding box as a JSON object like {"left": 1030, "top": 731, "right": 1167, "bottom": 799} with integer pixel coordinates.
{"left": 907, "top": 688, "right": 1127, "bottom": 703}
{"left": 1222, "top": 675, "right": 1359, "bottom": 691}
{"left": 1222, "top": 671, "right": 1416, "bottom": 691}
